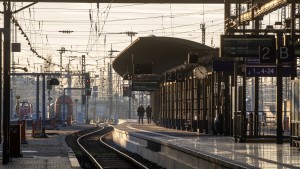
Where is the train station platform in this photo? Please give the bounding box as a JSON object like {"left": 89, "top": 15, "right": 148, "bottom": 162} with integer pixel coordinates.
{"left": 0, "top": 124, "right": 94, "bottom": 169}
{"left": 113, "top": 120, "right": 300, "bottom": 169}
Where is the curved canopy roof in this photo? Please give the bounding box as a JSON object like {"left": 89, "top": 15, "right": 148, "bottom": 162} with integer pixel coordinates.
{"left": 112, "top": 36, "right": 218, "bottom": 76}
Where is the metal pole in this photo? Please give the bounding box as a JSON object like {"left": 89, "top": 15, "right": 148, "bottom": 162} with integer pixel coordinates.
{"left": 109, "top": 63, "right": 112, "bottom": 119}
{"left": 0, "top": 31, "right": 2, "bottom": 144}
{"left": 276, "top": 32, "right": 283, "bottom": 144}
{"left": 67, "top": 57, "right": 72, "bottom": 96}
{"left": 3, "top": 0, "right": 11, "bottom": 164}
{"left": 94, "top": 96, "right": 96, "bottom": 122}
{"left": 63, "top": 89, "right": 66, "bottom": 124}
{"left": 254, "top": 77, "right": 259, "bottom": 136}
{"left": 253, "top": 13, "right": 260, "bottom": 137}
{"left": 59, "top": 49, "right": 63, "bottom": 97}
{"left": 86, "top": 95, "right": 89, "bottom": 123}
{"left": 42, "top": 74, "right": 46, "bottom": 137}
{"left": 75, "top": 102, "right": 77, "bottom": 122}
{"left": 129, "top": 81, "right": 132, "bottom": 119}
{"left": 81, "top": 55, "right": 85, "bottom": 123}
{"left": 234, "top": 61, "right": 238, "bottom": 143}
{"left": 36, "top": 75, "right": 40, "bottom": 121}
{"left": 128, "top": 33, "right": 135, "bottom": 119}
{"left": 48, "top": 91, "right": 51, "bottom": 118}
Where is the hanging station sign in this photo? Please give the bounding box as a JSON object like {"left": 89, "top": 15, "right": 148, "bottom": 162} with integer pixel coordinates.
{"left": 165, "top": 70, "right": 186, "bottom": 82}
{"left": 220, "top": 35, "right": 276, "bottom": 61}
{"left": 131, "top": 74, "right": 160, "bottom": 91}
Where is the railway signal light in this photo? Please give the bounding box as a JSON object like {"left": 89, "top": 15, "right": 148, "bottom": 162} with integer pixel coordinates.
{"left": 49, "top": 78, "right": 59, "bottom": 85}
{"left": 85, "top": 74, "right": 91, "bottom": 89}
{"left": 86, "top": 88, "right": 91, "bottom": 96}
{"left": 84, "top": 73, "right": 91, "bottom": 96}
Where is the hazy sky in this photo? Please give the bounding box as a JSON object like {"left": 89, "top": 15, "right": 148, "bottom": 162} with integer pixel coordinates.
{"left": 6, "top": 2, "right": 224, "bottom": 73}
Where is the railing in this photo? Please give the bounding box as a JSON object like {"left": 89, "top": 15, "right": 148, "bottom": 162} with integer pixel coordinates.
{"left": 246, "top": 111, "right": 290, "bottom": 137}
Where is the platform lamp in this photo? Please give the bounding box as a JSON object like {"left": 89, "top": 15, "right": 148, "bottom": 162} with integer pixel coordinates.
{"left": 49, "top": 78, "right": 59, "bottom": 85}
{"left": 123, "top": 72, "right": 132, "bottom": 119}
{"left": 48, "top": 78, "right": 59, "bottom": 120}
{"left": 45, "top": 78, "right": 59, "bottom": 135}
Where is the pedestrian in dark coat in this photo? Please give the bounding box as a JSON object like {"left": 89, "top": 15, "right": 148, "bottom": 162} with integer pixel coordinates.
{"left": 137, "top": 105, "right": 145, "bottom": 124}
{"left": 146, "top": 105, "right": 152, "bottom": 124}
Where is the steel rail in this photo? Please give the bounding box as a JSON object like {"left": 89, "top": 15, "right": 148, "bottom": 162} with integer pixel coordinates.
{"left": 99, "top": 129, "right": 149, "bottom": 169}
{"left": 77, "top": 127, "right": 105, "bottom": 169}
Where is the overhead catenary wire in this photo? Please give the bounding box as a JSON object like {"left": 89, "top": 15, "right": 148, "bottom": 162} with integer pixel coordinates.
{"left": 11, "top": 3, "right": 226, "bottom": 73}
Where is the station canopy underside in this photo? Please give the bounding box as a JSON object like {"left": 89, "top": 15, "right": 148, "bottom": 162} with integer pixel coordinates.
{"left": 9, "top": 0, "right": 258, "bottom": 3}
{"left": 112, "top": 36, "right": 217, "bottom": 76}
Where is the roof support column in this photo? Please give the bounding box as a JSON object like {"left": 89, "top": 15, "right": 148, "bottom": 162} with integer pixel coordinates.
{"left": 3, "top": 1, "right": 11, "bottom": 164}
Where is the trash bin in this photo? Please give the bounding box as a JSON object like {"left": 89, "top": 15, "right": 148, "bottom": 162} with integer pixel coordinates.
{"left": 10, "top": 124, "right": 22, "bottom": 157}
{"left": 18, "top": 120, "right": 27, "bottom": 144}
{"left": 50, "top": 118, "right": 56, "bottom": 129}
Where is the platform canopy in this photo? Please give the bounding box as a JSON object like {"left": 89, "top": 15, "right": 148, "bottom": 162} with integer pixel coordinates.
{"left": 112, "top": 35, "right": 217, "bottom": 77}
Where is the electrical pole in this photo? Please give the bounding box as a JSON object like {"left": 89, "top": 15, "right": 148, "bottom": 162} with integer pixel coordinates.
{"left": 126, "top": 31, "right": 137, "bottom": 119}
{"left": 81, "top": 55, "right": 87, "bottom": 124}
{"left": 108, "top": 45, "right": 119, "bottom": 119}
{"left": 57, "top": 47, "right": 66, "bottom": 123}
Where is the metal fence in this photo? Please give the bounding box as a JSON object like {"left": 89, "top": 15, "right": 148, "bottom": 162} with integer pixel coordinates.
{"left": 246, "top": 111, "right": 290, "bottom": 137}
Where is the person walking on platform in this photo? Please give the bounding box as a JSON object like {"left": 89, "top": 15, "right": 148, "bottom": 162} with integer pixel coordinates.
{"left": 137, "top": 105, "right": 145, "bottom": 124}
{"left": 146, "top": 105, "right": 152, "bottom": 124}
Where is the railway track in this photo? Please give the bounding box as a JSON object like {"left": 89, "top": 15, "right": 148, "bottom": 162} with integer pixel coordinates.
{"left": 77, "top": 125, "right": 149, "bottom": 169}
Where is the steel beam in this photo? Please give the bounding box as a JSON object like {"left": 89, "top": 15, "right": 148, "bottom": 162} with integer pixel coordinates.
{"left": 10, "top": 73, "right": 60, "bottom": 76}
{"left": 228, "top": 0, "right": 289, "bottom": 29}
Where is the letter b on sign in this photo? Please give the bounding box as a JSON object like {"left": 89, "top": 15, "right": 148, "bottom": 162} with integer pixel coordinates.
{"left": 278, "top": 46, "right": 295, "bottom": 63}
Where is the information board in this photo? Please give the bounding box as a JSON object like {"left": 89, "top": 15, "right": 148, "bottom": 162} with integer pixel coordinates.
{"left": 132, "top": 81, "right": 159, "bottom": 91}
{"left": 220, "top": 35, "right": 276, "bottom": 58}
{"left": 132, "top": 74, "right": 160, "bottom": 91}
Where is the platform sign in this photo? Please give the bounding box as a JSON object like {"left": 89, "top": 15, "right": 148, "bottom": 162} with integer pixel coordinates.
{"left": 165, "top": 72, "right": 176, "bottom": 82}
{"left": 220, "top": 35, "right": 276, "bottom": 58}
{"left": 246, "top": 58, "right": 260, "bottom": 65}
{"left": 246, "top": 66, "right": 291, "bottom": 77}
{"left": 165, "top": 71, "right": 186, "bottom": 82}
{"left": 132, "top": 81, "right": 159, "bottom": 91}
{"left": 132, "top": 74, "right": 160, "bottom": 91}
{"left": 246, "top": 67, "right": 276, "bottom": 77}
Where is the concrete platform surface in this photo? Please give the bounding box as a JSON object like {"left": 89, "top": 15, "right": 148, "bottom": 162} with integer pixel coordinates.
{"left": 115, "top": 121, "right": 300, "bottom": 169}
{"left": 0, "top": 124, "right": 95, "bottom": 169}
